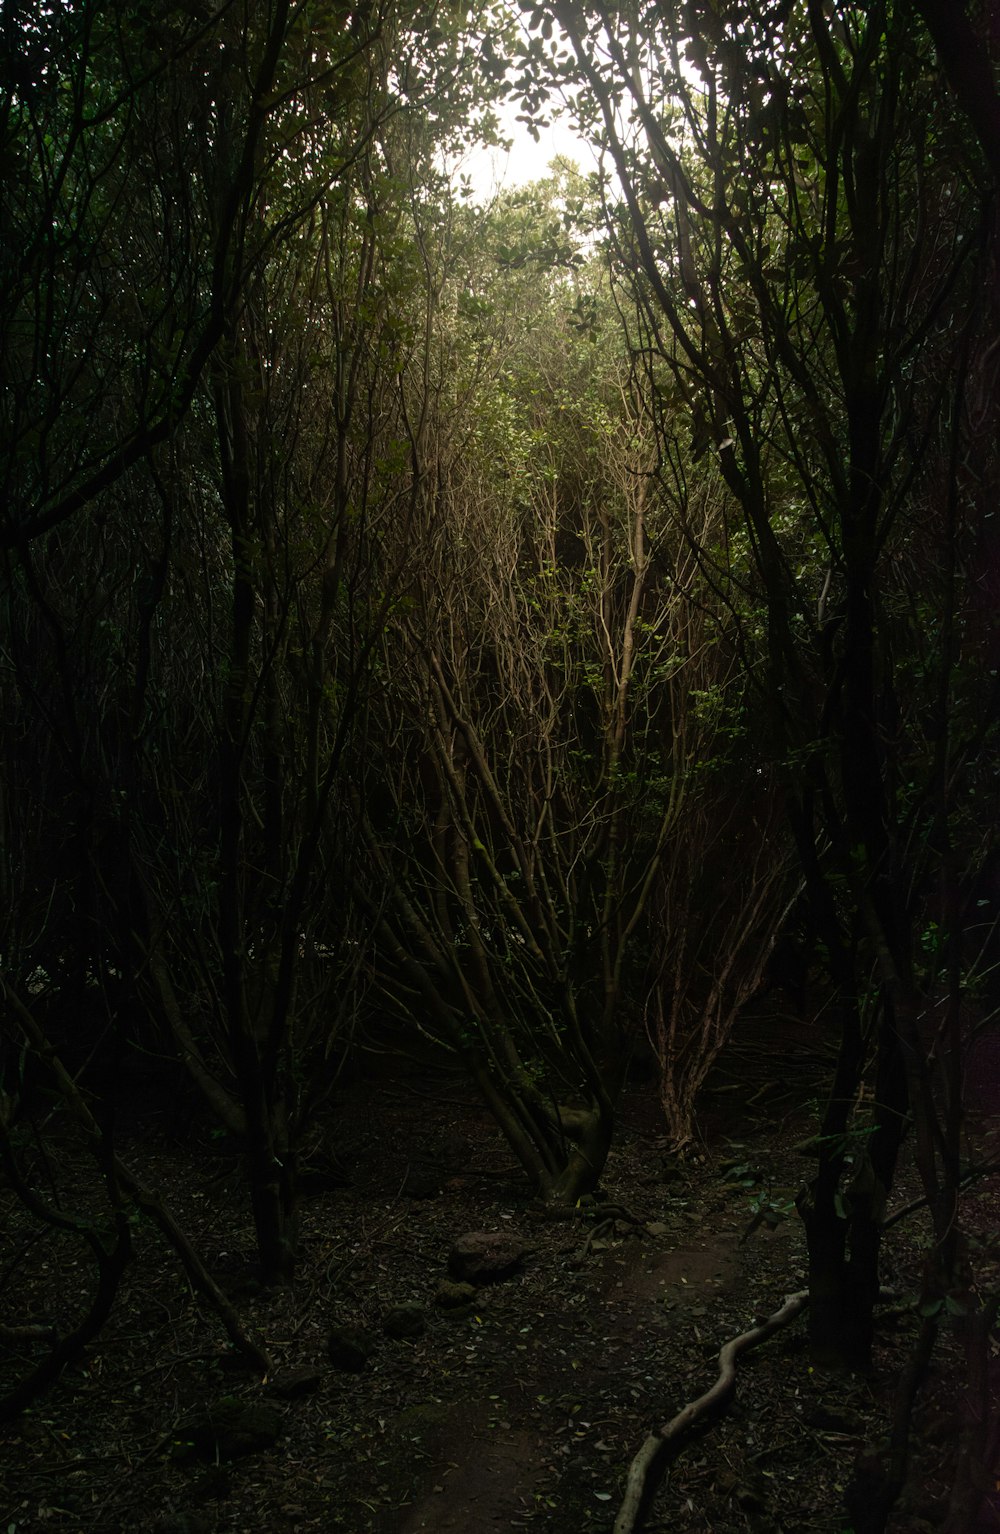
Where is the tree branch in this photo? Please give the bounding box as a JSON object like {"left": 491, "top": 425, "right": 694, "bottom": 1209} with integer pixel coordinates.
{"left": 613, "top": 1289, "right": 809, "bottom": 1534}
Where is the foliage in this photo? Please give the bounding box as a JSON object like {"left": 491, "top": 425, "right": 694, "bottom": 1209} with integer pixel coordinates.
{"left": 2, "top": 9, "right": 998, "bottom": 1520}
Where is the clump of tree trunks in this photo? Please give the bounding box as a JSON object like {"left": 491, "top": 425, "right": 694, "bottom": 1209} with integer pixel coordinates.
{"left": 1, "top": 0, "right": 998, "bottom": 1528}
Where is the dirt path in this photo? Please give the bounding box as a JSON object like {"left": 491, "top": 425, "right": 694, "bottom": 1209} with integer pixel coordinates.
{"left": 395, "top": 1231, "right": 741, "bottom": 1530}
{"left": 2, "top": 1057, "right": 962, "bottom": 1534}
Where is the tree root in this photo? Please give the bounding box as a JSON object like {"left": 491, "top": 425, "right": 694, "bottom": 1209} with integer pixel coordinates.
{"left": 613, "top": 1288, "right": 809, "bottom": 1534}
{"left": 596, "top": 1201, "right": 646, "bottom": 1229}
{"left": 3, "top": 981, "right": 271, "bottom": 1382}
{"left": 0, "top": 1214, "right": 132, "bottom": 1422}
{"left": 566, "top": 1201, "right": 648, "bottom": 1266}
{"left": 0, "top": 1323, "right": 60, "bottom": 1344}
{"left": 571, "top": 1215, "right": 615, "bottom": 1266}
{"left": 882, "top": 1153, "right": 1000, "bottom": 1233}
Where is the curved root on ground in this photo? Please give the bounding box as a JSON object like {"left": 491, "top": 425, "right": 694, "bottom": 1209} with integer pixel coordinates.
{"left": 613, "top": 1288, "right": 809, "bottom": 1534}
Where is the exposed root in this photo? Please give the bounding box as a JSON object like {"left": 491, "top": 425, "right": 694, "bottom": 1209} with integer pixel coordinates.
{"left": 566, "top": 1200, "right": 647, "bottom": 1266}
{"left": 595, "top": 1201, "right": 646, "bottom": 1228}
{"left": 0, "top": 1322, "right": 59, "bottom": 1344}
{"left": 571, "top": 1215, "right": 615, "bottom": 1266}
{"left": 613, "top": 1288, "right": 809, "bottom": 1534}
{"left": 531, "top": 1196, "right": 646, "bottom": 1228}
{"left": 3, "top": 981, "right": 271, "bottom": 1382}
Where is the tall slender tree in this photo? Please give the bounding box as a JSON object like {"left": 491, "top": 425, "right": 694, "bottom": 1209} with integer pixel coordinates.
{"left": 0, "top": 0, "right": 519, "bottom": 1281}
{"left": 355, "top": 168, "right": 789, "bottom": 1194}
{"left": 538, "top": 0, "right": 997, "bottom": 1392}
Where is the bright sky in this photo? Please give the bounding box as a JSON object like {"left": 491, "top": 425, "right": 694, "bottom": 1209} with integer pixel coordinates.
{"left": 455, "top": 102, "right": 593, "bottom": 200}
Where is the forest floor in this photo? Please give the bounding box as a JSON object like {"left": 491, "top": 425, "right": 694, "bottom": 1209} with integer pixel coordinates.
{"left": 2, "top": 1014, "right": 999, "bottom": 1534}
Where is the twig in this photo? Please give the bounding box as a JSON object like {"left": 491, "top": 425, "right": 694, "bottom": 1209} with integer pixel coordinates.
{"left": 130, "top": 1349, "right": 223, "bottom": 1384}
{"left": 613, "top": 1289, "right": 809, "bottom": 1534}
{"left": 572, "top": 1216, "right": 615, "bottom": 1265}
{"left": 882, "top": 1154, "right": 1000, "bottom": 1232}
{"left": 2, "top": 980, "right": 270, "bottom": 1380}
{"left": 598, "top": 1201, "right": 647, "bottom": 1228}
{"left": 0, "top": 1322, "right": 60, "bottom": 1343}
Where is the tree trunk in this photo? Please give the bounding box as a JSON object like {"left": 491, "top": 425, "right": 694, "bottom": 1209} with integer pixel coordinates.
{"left": 537, "top": 1104, "right": 614, "bottom": 1205}
{"left": 842, "top": 1007, "right": 909, "bottom": 1366}
{"left": 797, "top": 987, "right": 869, "bottom": 1368}
{"left": 240, "top": 1076, "right": 299, "bottom": 1285}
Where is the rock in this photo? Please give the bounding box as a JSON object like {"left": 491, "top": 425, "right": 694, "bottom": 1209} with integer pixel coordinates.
{"left": 192, "top": 1466, "right": 233, "bottom": 1502}
{"left": 802, "top": 1403, "right": 861, "bottom": 1435}
{"left": 217, "top": 1347, "right": 265, "bottom": 1378}
{"left": 213, "top": 1250, "right": 264, "bottom": 1299}
{"left": 433, "top": 1280, "right": 477, "bottom": 1310}
{"left": 402, "top": 1164, "right": 441, "bottom": 1199}
{"left": 439, "top": 1130, "right": 471, "bottom": 1163}
{"left": 382, "top": 1303, "right": 426, "bottom": 1340}
{"left": 151, "top": 1515, "right": 211, "bottom": 1534}
{"left": 221, "top": 1266, "right": 264, "bottom": 1300}
{"left": 267, "top": 1366, "right": 325, "bottom": 1400}
{"left": 447, "top": 1231, "right": 527, "bottom": 1286}
{"left": 326, "top": 1323, "right": 374, "bottom": 1372}
{"left": 172, "top": 1398, "right": 282, "bottom": 1462}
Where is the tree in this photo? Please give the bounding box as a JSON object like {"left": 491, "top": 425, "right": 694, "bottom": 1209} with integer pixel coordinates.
{"left": 0, "top": 0, "right": 298, "bottom": 546}
{"left": 536, "top": 0, "right": 999, "bottom": 1521}
{"left": 352, "top": 165, "right": 787, "bottom": 1194}
{"left": 546, "top": 0, "right": 993, "bottom": 1392}
{"left": 905, "top": 0, "right": 1000, "bottom": 182}
{"left": 0, "top": 0, "right": 519, "bottom": 1282}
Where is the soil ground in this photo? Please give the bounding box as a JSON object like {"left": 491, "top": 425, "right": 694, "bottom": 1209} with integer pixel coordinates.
{"left": 2, "top": 1018, "right": 999, "bottom": 1534}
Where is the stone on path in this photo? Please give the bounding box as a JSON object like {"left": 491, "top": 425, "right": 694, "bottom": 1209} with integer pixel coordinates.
{"left": 326, "top": 1323, "right": 375, "bottom": 1372}
{"left": 447, "top": 1231, "right": 527, "bottom": 1285}
{"left": 383, "top": 1303, "right": 426, "bottom": 1340}
{"left": 433, "top": 1279, "right": 477, "bottom": 1310}
{"left": 402, "top": 1164, "right": 442, "bottom": 1199}
{"left": 267, "top": 1366, "right": 325, "bottom": 1399}
{"left": 173, "top": 1398, "right": 282, "bottom": 1461}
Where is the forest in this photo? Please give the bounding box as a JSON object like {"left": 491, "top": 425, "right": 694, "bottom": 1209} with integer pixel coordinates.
{"left": 1, "top": 1, "right": 998, "bottom": 1530}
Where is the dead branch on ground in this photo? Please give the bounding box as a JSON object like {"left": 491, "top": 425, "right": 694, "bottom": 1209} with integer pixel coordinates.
{"left": 613, "top": 1288, "right": 809, "bottom": 1534}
